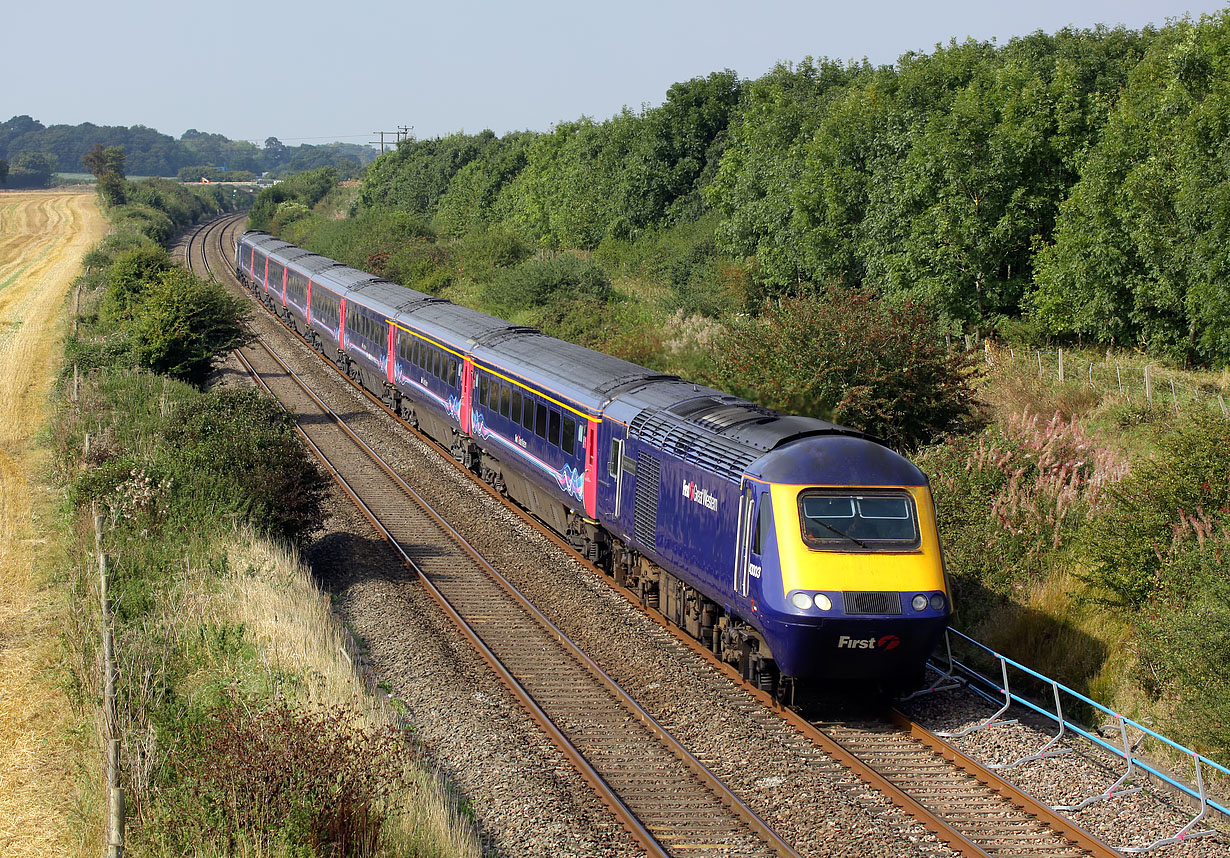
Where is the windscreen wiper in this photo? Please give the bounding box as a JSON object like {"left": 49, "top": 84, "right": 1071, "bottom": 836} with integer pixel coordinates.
{"left": 812, "top": 519, "right": 870, "bottom": 549}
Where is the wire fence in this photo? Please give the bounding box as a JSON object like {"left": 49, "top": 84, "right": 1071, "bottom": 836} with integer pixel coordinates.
{"left": 915, "top": 628, "right": 1228, "bottom": 852}
{"left": 94, "top": 509, "right": 125, "bottom": 858}
{"left": 967, "top": 339, "right": 1229, "bottom": 417}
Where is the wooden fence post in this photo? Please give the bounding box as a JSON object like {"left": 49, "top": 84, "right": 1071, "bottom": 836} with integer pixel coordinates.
{"left": 1145, "top": 365, "right": 1153, "bottom": 404}
{"left": 1058, "top": 348, "right": 1064, "bottom": 383}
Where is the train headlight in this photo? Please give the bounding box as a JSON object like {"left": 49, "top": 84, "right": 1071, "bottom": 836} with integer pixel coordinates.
{"left": 790, "top": 592, "right": 813, "bottom": 611}
{"left": 930, "top": 593, "right": 946, "bottom": 611}
{"left": 911, "top": 594, "right": 929, "bottom": 612}
{"left": 813, "top": 593, "right": 832, "bottom": 611}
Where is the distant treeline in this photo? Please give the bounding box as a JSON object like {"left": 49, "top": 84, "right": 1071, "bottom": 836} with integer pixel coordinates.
{"left": 351, "top": 13, "right": 1230, "bottom": 366}
{"left": 0, "top": 115, "right": 376, "bottom": 180}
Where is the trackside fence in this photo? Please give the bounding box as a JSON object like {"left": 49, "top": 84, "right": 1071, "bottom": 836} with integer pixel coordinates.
{"left": 968, "top": 339, "right": 1229, "bottom": 417}
{"left": 913, "top": 627, "right": 1228, "bottom": 853}
{"left": 94, "top": 511, "right": 125, "bottom": 858}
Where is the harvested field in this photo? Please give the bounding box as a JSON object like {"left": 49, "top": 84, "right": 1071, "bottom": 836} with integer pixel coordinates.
{"left": 0, "top": 191, "right": 107, "bottom": 857}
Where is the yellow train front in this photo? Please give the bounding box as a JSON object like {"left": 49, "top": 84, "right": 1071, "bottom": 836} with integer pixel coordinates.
{"left": 737, "top": 434, "right": 950, "bottom": 690}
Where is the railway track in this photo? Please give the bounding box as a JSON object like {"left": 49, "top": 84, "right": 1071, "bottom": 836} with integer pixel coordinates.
{"left": 188, "top": 214, "right": 801, "bottom": 858}
{"left": 184, "top": 214, "right": 1125, "bottom": 858}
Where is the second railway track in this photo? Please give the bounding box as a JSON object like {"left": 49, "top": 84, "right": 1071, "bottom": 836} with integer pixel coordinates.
{"left": 182, "top": 214, "right": 1130, "bottom": 858}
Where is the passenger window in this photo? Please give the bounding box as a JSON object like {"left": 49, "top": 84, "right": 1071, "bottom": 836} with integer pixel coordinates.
{"left": 562, "top": 416, "right": 576, "bottom": 456}
{"left": 479, "top": 375, "right": 489, "bottom": 407}
{"left": 499, "top": 384, "right": 511, "bottom": 418}
{"left": 535, "top": 403, "right": 548, "bottom": 439}
{"left": 549, "top": 410, "right": 561, "bottom": 447}
{"left": 511, "top": 391, "right": 522, "bottom": 424}
{"left": 449, "top": 360, "right": 458, "bottom": 387}
{"left": 522, "top": 396, "right": 534, "bottom": 431}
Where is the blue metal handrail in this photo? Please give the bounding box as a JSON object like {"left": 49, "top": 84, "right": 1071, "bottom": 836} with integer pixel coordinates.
{"left": 920, "top": 627, "right": 1227, "bottom": 851}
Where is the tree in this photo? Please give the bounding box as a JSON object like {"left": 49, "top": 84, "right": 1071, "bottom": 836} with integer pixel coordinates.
{"left": 263, "top": 136, "right": 287, "bottom": 168}
{"left": 83, "top": 143, "right": 127, "bottom": 204}
{"left": 8, "top": 151, "right": 55, "bottom": 188}
{"left": 716, "top": 289, "right": 979, "bottom": 450}
{"left": 128, "top": 267, "right": 247, "bottom": 385}
{"left": 0, "top": 159, "right": 7, "bottom": 185}
{"left": 1031, "top": 12, "right": 1230, "bottom": 364}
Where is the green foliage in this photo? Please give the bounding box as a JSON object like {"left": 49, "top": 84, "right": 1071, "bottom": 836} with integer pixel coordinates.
{"left": 480, "top": 253, "right": 612, "bottom": 318}
{"left": 716, "top": 289, "right": 979, "bottom": 449}
{"left": 453, "top": 227, "right": 534, "bottom": 279}
{"left": 110, "top": 202, "right": 176, "bottom": 243}
{"left": 127, "top": 268, "right": 247, "bottom": 385}
{"left": 249, "top": 167, "right": 339, "bottom": 230}
{"left": 1031, "top": 12, "right": 1230, "bottom": 364}
{"left": 6, "top": 150, "right": 56, "bottom": 187}
{"left": 1083, "top": 413, "right": 1230, "bottom": 606}
{"left": 176, "top": 165, "right": 255, "bottom": 183}
{"left": 361, "top": 131, "right": 500, "bottom": 216}
{"left": 83, "top": 143, "right": 127, "bottom": 204}
{"left": 283, "top": 208, "right": 445, "bottom": 290}
{"left": 0, "top": 157, "right": 7, "bottom": 184}
{"left": 102, "top": 245, "right": 173, "bottom": 320}
{"left": 1136, "top": 512, "right": 1230, "bottom": 759}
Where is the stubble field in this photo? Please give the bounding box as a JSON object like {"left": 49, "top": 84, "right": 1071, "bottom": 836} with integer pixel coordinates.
{"left": 0, "top": 190, "right": 107, "bottom": 856}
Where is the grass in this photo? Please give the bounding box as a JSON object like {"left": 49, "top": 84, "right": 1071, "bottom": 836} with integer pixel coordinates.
{"left": 204, "top": 530, "right": 482, "bottom": 858}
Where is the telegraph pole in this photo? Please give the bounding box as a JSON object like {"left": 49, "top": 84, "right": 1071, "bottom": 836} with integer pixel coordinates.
{"left": 371, "top": 126, "right": 414, "bottom": 153}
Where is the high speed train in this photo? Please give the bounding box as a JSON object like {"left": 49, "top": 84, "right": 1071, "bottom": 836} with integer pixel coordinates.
{"left": 236, "top": 230, "right": 951, "bottom": 693}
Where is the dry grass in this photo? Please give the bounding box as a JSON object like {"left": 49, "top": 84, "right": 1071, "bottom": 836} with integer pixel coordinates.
{"left": 0, "top": 191, "right": 108, "bottom": 857}
{"left": 207, "top": 530, "right": 482, "bottom": 858}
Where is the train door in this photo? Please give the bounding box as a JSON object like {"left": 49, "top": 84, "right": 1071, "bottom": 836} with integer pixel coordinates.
{"left": 459, "top": 358, "right": 474, "bottom": 434}
{"left": 598, "top": 419, "right": 629, "bottom": 536}
{"left": 734, "top": 482, "right": 755, "bottom": 598}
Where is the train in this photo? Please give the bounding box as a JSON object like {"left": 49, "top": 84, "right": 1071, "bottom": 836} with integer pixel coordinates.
{"left": 235, "top": 230, "right": 951, "bottom": 694}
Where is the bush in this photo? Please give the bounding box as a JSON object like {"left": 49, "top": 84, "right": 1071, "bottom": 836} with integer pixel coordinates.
{"left": 102, "top": 245, "right": 173, "bottom": 321}
{"left": 917, "top": 411, "right": 1128, "bottom": 600}
{"left": 717, "top": 288, "right": 980, "bottom": 449}
{"left": 65, "top": 376, "right": 326, "bottom": 545}
{"left": 127, "top": 268, "right": 247, "bottom": 385}
{"left": 480, "top": 253, "right": 612, "bottom": 318}
{"left": 1083, "top": 413, "right": 1230, "bottom": 606}
{"left": 454, "top": 227, "right": 534, "bottom": 281}
{"left": 1137, "top": 510, "right": 1230, "bottom": 759}
{"left": 160, "top": 694, "right": 414, "bottom": 858}
{"left": 110, "top": 203, "right": 177, "bottom": 244}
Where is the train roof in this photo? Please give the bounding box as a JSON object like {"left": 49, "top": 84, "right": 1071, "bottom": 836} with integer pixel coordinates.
{"left": 605, "top": 378, "right": 875, "bottom": 484}
{"left": 238, "top": 232, "right": 908, "bottom": 484}
{"left": 346, "top": 279, "right": 436, "bottom": 313}
{"left": 471, "top": 328, "right": 669, "bottom": 414}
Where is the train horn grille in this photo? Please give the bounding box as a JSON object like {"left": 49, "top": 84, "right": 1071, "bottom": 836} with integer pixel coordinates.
{"left": 843, "top": 592, "right": 903, "bottom": 615}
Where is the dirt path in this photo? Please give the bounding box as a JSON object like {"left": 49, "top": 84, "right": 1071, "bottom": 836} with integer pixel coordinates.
{"left": 0, "top": 190, "right": 107, "bottom": 857}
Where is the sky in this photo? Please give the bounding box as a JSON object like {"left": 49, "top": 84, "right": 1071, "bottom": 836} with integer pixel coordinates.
{"left": 4, "top": 0, "right": 1226, "bottom": 147}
